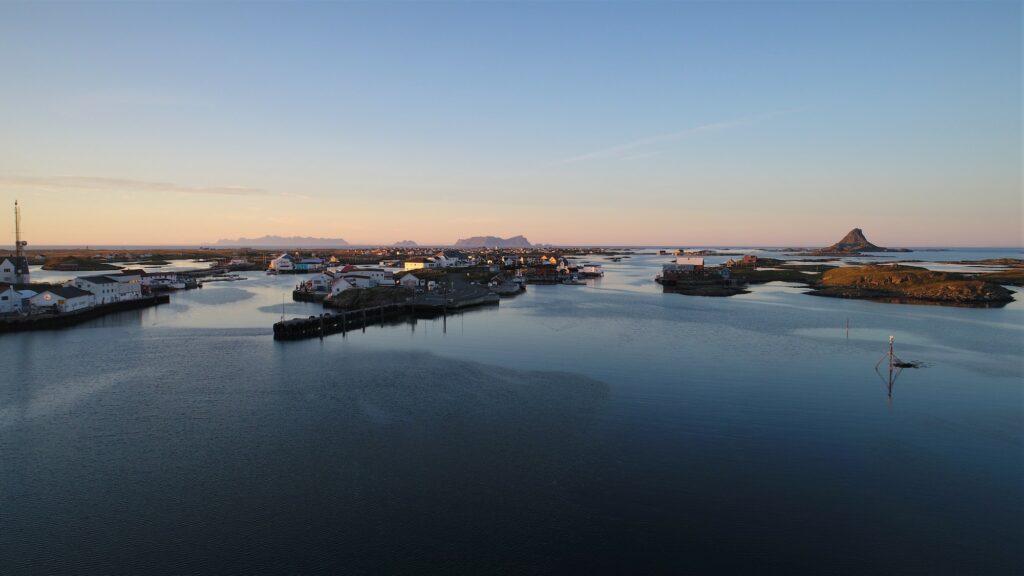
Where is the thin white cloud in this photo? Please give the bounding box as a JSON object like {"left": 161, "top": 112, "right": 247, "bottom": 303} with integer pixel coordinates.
{"left": 0, "top": 175, "right": 269, "bottom": 197}
{"left": 551, "top": 110, "right": 795, "bottom": 166}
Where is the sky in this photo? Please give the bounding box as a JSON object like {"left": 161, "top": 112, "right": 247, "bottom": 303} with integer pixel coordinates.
{"left": 0, "top": 2, "right": 1020, "bottom": 247}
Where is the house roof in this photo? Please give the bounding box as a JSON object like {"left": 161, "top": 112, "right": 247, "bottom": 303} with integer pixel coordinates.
{"left": 77, "top": 275, "right": 119, "bottom": 284}
{"left": 0, "top": 283, "right": 12, "bottom": 292}
{"left": 29, "top": 285, "right": 93, "bottom": 299}
{"left": 50, "top": 286, "right": 94, "bottom": 298}
{"left": 436, "top": 250, "right": 468, "bottom": 259}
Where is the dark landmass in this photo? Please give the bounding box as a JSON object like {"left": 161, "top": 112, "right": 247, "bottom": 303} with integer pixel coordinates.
{"left": 454, "top": 235, "right": 531, "bottom": 248}
{"left": 324, "top": 286, "right": 413, "bottom": 310}
{"left": 659, "top": 281, "right": 749, "bottom": 297}
{"left": 730, "top": 267, "right": 823, "bottom": 285}
{"left": 42, "top": 257, "right": 122, "bottom": 271}
{"left": 681, "top": 250, "right": 745, "bottom": 256}
{"left": 776, "top": 262, "right": 838, "bottom": 273}
{"left": 808, "top": 265, "right": 1014, "bottom": 307}
{"left": 215, "top": 235, "right": 350, "bottom": 247}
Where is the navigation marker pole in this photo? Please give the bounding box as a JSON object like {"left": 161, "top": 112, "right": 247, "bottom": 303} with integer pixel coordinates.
{"left": 874, "top": 335, "right": 900, "bottom": 398}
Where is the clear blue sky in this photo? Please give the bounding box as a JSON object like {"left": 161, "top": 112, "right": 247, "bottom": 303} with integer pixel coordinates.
{"left": 0, "top": 2, "right": 1019, "bottom": 246}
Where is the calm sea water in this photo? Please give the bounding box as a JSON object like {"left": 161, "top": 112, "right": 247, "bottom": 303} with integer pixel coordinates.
{"left": 3, "top": 249, "right": 1022, "bottom": 574}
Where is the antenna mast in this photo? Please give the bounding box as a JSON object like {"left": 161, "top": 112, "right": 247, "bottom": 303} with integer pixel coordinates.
{"left": 14, "top": 200, "right": 25, "bottom": 259}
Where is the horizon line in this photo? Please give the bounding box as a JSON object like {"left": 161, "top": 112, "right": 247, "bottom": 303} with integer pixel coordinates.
{"left": 9, "top": 243, "right": 1024, "bottom": 250}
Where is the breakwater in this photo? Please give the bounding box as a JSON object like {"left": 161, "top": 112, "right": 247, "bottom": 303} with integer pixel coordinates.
{"left": 273, "top": 293, "right": 500, "bottom": 341}
{"left": 0, "top": 294, "right": 170, "bottom": 333}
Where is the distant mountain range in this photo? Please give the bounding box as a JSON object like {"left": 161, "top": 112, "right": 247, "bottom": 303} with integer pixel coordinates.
{"left": 392, "top": 240, "right": 418, "bottom": 247}
{"left": 454, "top": 235, "right": 531, "bottom": 248}
{"left": 214, "top": 235, "right": 349, "bottom": 247}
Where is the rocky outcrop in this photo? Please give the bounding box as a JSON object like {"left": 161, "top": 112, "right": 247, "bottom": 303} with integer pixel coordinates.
{"left": 809, "top": 228, "right": 909, "bottom": 255}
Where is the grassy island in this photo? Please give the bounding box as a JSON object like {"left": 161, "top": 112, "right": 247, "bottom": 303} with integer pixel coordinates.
{"left": 808, "top": 265, "right": 1014, "bottom": 307}
{"left": 42, "top": 257, "right": 122, "bottom": 271}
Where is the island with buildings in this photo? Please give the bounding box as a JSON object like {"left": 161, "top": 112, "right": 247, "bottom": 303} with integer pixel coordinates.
{"left": 654, "top": 229, "right": 1019, "bottom": 307}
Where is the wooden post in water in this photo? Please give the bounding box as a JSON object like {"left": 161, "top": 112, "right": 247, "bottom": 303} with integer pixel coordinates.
{"left": 361, "top": 309, "right": 366, "bottom": 333}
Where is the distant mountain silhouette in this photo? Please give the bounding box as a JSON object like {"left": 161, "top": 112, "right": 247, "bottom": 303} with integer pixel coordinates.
{"left": 812, "top": 228, "right": 908, "bottom": 254}
{"left": 454, "top": 235, "right": 532, "bottom": 248}
{"left": 214, "top": 235, "right": 349, "bottom": 247}
{"left": 392, "top": 240, "right": 418, "bottom": 247}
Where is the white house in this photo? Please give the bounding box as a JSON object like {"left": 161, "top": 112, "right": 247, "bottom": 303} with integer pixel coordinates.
{"left": 0, "top": 283, "right": 21, "bottom": 314}
{"left": 349, "top": 267, "right": 393, "bottom": 285}
{"left": 302, "top": 271, "right": 336, "bottom": 292}
{"left": 72, "top": 275, "right": 121, "bottom": 305}
{"left": 434, "top": 250, "right": 469, "bottom": 268}
{"left": 0, "top": 257, "right": 30, "bottom": 284}
{"left": 136, "top": 270, "right": 180, "bottom": 290}
{"left": 29, "top": 286, "right": 95, "bottom": 313}
{"left": 398, "top": 273, "right": 422, "bottom": 289}
{"left": 269, "top": 253, "right": 295, "bottom": 272}
{"left": 330, "top": 275, "right": 374, "bottom": 295}
{"left": 107, "top": 273, "right": 144, "bottom": 301}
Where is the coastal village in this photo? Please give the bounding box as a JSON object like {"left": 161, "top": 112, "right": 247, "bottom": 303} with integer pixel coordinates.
{"left": 1, "top": 202, "right": 1021, "bottom": 336}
